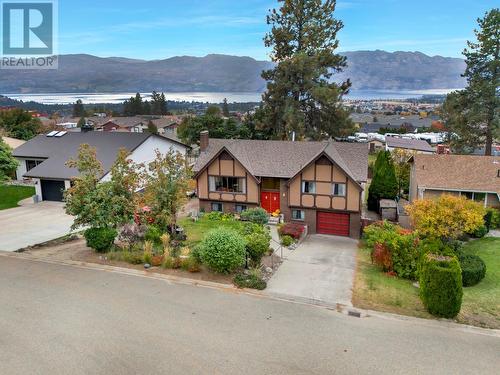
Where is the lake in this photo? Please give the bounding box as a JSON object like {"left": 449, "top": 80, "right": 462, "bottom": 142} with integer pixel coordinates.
{"left": 4, "top": 89, "right": 456, "bottom": 105}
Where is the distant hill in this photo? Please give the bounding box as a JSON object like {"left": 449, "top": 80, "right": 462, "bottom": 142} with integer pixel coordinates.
{"left": 0, "top": 51, "right": 466, "bottom": 94}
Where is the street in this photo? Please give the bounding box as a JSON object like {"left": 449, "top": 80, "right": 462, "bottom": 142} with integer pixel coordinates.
{"left": 0, "top": 256, "right": 498, "bottom": 375}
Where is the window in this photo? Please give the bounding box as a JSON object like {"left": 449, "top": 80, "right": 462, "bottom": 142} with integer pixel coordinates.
{"left": 292, "top": 210, "right": 305, "bottom": 221}
{"left": 235, "top": 205, "right": 247, "bottom": 214}
{"left": 473, "top": 193, "right": 486, "bottom": 202}
{"left": 25, "top": 160, "right": 43, "bottom": 171}
{"left": 211, "top": 202, "right": 223, "bottom": 212}
{"left": 302, "top": 181, "right": 316, "bottom": 194}
{"left": 333, "top": 183, "right": 346, "bottom": 197}
{"left": 209, "top": 176, "right": 246, "bottom": 193}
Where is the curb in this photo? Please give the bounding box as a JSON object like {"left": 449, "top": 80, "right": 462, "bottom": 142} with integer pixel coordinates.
{"left": 1, "top": 251, "right": 499, "bottom": 338}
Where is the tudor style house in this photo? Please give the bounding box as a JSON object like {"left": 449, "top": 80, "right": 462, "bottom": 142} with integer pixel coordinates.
{"left": 193, "top": 132, "right": 368, "bottom": 238}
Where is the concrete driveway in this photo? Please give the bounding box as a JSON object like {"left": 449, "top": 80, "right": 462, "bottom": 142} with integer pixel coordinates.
{"left": 0, "top": 201, "right": 74, "bottom": 252}
{"left": 266, "top": 235, "right": 357, "bottom": 306}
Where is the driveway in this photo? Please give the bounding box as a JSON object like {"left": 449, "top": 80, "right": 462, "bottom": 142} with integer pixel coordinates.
{"left": 266, "top": 235, "right": 357, "bottom": 306}
{"left": 0, "top": 201, "right": 74, "bottom": 252}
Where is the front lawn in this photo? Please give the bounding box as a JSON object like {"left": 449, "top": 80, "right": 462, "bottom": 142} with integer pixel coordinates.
{"left": 178, "top": 215, "right": 243, "bottom": 247}
{"left": 353, "top": 238, "right": 500, "bottom": 328}
{"left": 0, "top": 185, "right": 35, "bottom": 210}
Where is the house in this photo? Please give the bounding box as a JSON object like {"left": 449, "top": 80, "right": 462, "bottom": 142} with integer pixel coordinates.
{"left": 1, "top": 136, "right": 25, "bottom": 150}
{"left": 13, "top": 131, "right": 189, "bottom": 202}
{"left": 409, "top": 154, "right": 500, "bottom": 208}
{"left": 193, "top": 132, "right": 368, "bottom": 238}
{"left": 385, "top": 136, "right": 435, "bottom": 154}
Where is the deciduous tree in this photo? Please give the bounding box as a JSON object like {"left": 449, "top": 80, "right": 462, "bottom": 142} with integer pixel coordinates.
{"left": 0, "top": 138, "right": 18, "bottom": 181}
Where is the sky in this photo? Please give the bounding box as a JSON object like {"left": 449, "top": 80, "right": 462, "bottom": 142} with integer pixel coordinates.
{"left": 58, "top": 0, "right": 498, "bottom": 60}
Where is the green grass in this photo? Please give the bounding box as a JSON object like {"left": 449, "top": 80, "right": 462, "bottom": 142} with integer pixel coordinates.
{"left": 458, "top": 238, "right": 500, "bottom": 328}
{"left": 0, "top": 185, "right": 35, "bottom": 210}
{"left": 178, "top": 216, "right": 243, "bottom": 247}
{"left": 353, "top": 238, "right": 500, "bottom": 328}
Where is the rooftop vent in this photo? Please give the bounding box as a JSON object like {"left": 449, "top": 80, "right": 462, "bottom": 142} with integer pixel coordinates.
{"left": 46, "top": 130, "right": 59, "bottom": 137}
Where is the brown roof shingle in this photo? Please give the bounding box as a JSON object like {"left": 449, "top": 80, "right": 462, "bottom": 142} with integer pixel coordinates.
{"left": 386, "top": 136, "right": 435, "bottom": 152}
{"left": 194, "top": 139, "right": 368, "bottom": 182}
{"left": 413, "top": 154, "right": 500, "bottom": 195}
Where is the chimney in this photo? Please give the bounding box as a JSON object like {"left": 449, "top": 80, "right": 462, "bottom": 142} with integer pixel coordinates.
{"left": 200, "top": 130, "right": 209, "bottom": 152}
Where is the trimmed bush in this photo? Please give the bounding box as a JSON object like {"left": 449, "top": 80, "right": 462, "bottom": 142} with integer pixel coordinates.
{"left": 199, "top": 228, "right": 246, "bottom": 274}
{"left": 240, "top": 208, "right": 269, "bottom": 224}
{"left": 245, "top": 231, "right": 271, "bottom": 265}
{"left": 278, "top": 222, "right": 305, "bottom": 240}
{"left": 419, "top": 254, "right": 463, "bottom": 318}
{"left": 281, "top": 235, "right": 294, "bottom": 247}
{"left": 84, "top": 227, "right": 117, "bottom": 253}
{"left": 485, "top": 208, "right": 500, "bottom": 230}
{"left": 471, "top": 225, "right": 488, "bottom": 238}
{"left": 458, "top": 254, "right": 486, "bottom": 287}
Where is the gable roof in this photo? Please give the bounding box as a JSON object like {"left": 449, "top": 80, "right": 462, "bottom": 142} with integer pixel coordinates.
{"left": 412, "top": 154, "right": 500, "bottom": 195}
{"left": 193, "top": 139, "right": 368, "bottom": 182}
{"left": 386, "top": 136, "right": 435, "bottom": 152}
{"left": 13, "top": 132, "right": 176, "bottom": 180}
{"left": 1, "top": 136, "right": 25, "bottom": 149}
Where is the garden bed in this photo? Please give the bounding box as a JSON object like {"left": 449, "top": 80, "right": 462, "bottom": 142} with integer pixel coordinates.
{"left": 353, "top": 238, "right": 500, "bottom": 329}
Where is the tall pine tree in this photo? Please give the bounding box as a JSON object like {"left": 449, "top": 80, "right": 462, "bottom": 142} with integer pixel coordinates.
{"left": 442, "top": 9, "right": 499, "bottom": 155}
{"left": 261, "top": 0, "right": 353, "bottom": 140}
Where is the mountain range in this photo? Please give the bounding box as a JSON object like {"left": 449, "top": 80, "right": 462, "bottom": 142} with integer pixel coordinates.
{"left": 0, "top": 50, "right": 466, "bottom": 94}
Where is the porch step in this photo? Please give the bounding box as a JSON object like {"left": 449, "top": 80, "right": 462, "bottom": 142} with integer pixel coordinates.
{"left": 268, "top": 216, "right": 280, "bottom": 225}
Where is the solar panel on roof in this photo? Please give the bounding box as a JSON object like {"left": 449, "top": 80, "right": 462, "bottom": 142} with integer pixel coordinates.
{"left": 46, "top": 131, "right": 59, "bottom": 137}
{"left": 54, "top": 131, "right": 67, "bottom": 137}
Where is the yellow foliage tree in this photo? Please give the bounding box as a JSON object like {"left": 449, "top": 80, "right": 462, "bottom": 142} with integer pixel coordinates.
{"left": 406, "top": 195, "right": 485, "bottom": 240}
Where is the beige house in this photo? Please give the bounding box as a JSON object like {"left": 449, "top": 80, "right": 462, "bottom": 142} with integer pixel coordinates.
{"left": 193, "top": 132, "right": 368, "bottom": 238}
{"left": 409, "top": 154, "right": 500, "bottom": 208}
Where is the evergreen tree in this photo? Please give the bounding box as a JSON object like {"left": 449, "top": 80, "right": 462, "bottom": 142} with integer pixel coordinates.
{"left": 151, "top": 91, "right": 168, "bottom": 115}
{"left": 0, "top": 138, "right": 19, "bottom": 181}
{"left": 442, "top": 9, "right": 499, "bottom": 155}
{"left": 367, "top": 151, "right": 398, "bottom": 211}
{"left": 147, "top": 120, "right": 158, "bottom": 134}
{"left": 261, "top": 0, "right": 352, "bottom": 140}
{"left": 222, "top": 98, "right": 230, "bottom": 117}
{"left": 73, "top": 99, "right": 85, "bottom": 118}
{"left": 77, "top": 117, "right": 86, "bottom": 128}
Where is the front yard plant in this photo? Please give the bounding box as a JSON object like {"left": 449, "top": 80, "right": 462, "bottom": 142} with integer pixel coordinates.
{"left": 457, "top": 253, "right": 486, "bottom": 287}
{"left": 278, "top": 222, "right": 305, "bottom": 240}
{"left": 240, "top": 207, "right": 269, "bottom": 224}
{"left": 84, "top": 227, "right": 118, "bottom": 253}
{"left": 233, "top": 269, "right": 267, "bottom": 290}
{"left": 419, "top": 254, "right": 463, "bottom": 318}
{"left": 281, "top": 235, "right": 294, "bottom": 247}
{"left": 199, "top": 227, "right": 246, "bottom": 274}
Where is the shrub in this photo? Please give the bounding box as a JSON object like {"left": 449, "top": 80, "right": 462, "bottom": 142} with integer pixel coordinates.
{"left": 489, "top": 208, "right": 500, "bottom": 229}
{"left": 372, "top": 243, "right": 393, "bottom": 272}
{"left": 245, "top": 231, "right": 271, "bottom": 265}
{"left": 281, "top": 235, "right": 294, "bottom": 247}
{"left": 162, "top": 256, "right": 174, "bottom": 269}
{"left": 84, "top": 227, "right": 117, "bottom": 253}
{"left": 206, "top": 211, "right": 224, "bottom": 221}
{"left": 458, "top": 254, "right": 486, "bottom": 287}
{"left": 199, "top": 228, "right": 246, "bottom": 274}
{"left": 278, "top": 223, "right": 305, "bottom": 240}
{"left": 121, "top": 251, "right": 144, "bottom": 264}
{"left": 118, "top": 223, "right": 146, "bottom": 247}
{"left": 233, "top": 270, "right": 267, "bottom": 290}
{"left": 367, "top": 151, "right": 398, "bottom": 211}
{"left": 471, "top": 225, "right": 488, "bottom": 238}
{"left": 181, "top": 256, "right": 201, "bottom": 273}
{"left": 419, "top": 253, "right": 463, "bottom": 318}
{"left": 144, "top": 225, "right": 163, "bottom": 244}
{"left": 143, "top": 240, "right": 153, "bottom": 264}
{"left": 240, "top": 208, "right": 269, "bottom": 224}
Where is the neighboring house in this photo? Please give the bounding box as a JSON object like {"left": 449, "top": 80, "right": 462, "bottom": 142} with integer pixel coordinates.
{"left": 13, "top": 131, "right": 189, "bottom": 202}
{"left": 409, "top": 154, "right": 500, "bottom": 208}
{"left": 385, "top": 136, "right": 435, "bottom": 154}
{"left": 1, "top": 136, "right": 25, "bottom": 150}
{"left": 193, "top": 132, "right": 368, "bottom": 238}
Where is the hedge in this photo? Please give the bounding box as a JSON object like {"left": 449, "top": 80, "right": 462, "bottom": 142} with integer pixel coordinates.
{"left": 419, "top": 253, "right": 463, "bottom": 318}
{"left": 458, "top": 254, "right": 486, "bottom": 287}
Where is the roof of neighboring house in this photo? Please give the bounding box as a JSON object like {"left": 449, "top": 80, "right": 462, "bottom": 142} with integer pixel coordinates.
{"left": 194, "top": 139, "right": 368, "bottom": 183}
{"left": 386, "top": 136, "right": 435, "bottom": 152}
{"left": 12, "top": 132, "right": 185, "bottom": 180}
{"left": 411, "top": 154, "right": 500, "bottom": 195}
{"left": 1, "top": 136, "right": 25, "bottom": 149}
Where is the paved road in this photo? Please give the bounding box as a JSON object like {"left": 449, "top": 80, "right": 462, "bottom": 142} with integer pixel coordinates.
{"left": 267, "top": 235, "right": 357, "bottom": 306}
{"left": 0, "top": 201, "right": 74, "bottom": 251}
{"left": 0, "top": 256, "right": 499, "bottom": 375}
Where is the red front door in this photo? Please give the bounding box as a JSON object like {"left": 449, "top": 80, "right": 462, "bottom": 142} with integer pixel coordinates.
{"left": 261, "top": 191, "right": 280, "bottom": 213}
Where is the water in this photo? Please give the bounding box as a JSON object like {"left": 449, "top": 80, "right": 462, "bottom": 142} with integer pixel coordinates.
{"left": 4, "top": 89, "right": 457, "bottom": 105}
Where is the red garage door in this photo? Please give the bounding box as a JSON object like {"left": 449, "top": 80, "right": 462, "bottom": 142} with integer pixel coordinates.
{"left": 317, "top": 212, "right": 350, "bottom": 236}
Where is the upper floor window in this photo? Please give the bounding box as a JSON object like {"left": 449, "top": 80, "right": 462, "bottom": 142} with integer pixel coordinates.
{"left": 302, "top": 181, "right": 316, "bottom": 194}
{"left": 209, "top": 176, "right": 246, "bottom": 194}
{"left": 332, "top": 183, "right": 346, "bottom": 197}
